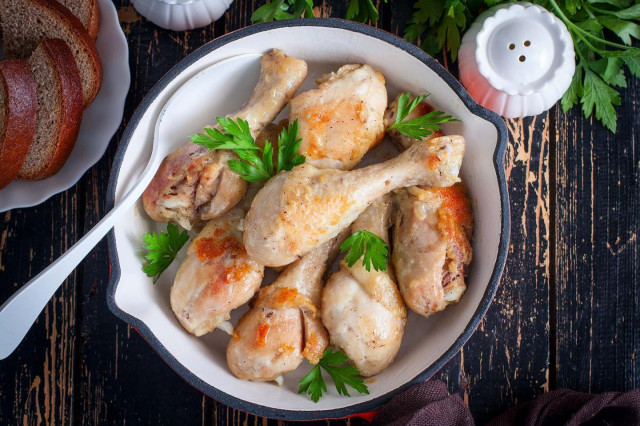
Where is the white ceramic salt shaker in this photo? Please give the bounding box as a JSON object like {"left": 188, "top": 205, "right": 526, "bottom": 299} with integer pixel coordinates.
{"left": 458, "top": 2, "right": 575, "bottom": 118}
{"left": 131, "top": 0, "right": 233, "bottom": 31}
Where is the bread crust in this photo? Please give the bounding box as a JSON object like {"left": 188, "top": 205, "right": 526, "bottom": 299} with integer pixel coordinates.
{"left": 0, "top": 60, "right": 37, "bottom": 189}
{"left": 18, "top": 39, "right": 83, "bottom": 181}
{"left": 87, "top": 0, "right": 100, "bottom": 40}
{"left": 1, "top": 0, "right": 103, "bottom": 108}
{"left": 40, "top": 0, "right": 102, "bottom": 107}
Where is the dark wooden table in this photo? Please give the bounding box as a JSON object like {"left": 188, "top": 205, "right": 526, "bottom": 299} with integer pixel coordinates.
{"left": 1, "top": 1, "right": 639, "bottom": 424}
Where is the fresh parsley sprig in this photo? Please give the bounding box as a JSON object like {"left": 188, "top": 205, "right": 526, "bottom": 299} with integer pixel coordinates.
{"left": 251, "top": 0, "right": 315, "bottom": 23}
{"left": 298, "top": 348, "right": 369, "bottom": 402}
{"left": 388, "top": 92, "right": 459, "bottom": 140}
{"left": 542, "top": 0, "right": 640, "bottom": 133}
{"left": 404, "top": 0, "right": 473, "bottom": 63}
{"left": 142, "top": 223, "right": 189, "bottom": 284}
{"left": 340, "top": 230, "right": 388, "bottom": 272}
{"left": 346, "top": 0, "right": 387, "bottom": 24}
{"left": 251, "top": 0, "right": 385, "bottom": 24}
{"left": 189, "top": 118, "right": 305, "bottom": 182}
{"left": 276, "top": 119, "right": 306, "bottom": 172}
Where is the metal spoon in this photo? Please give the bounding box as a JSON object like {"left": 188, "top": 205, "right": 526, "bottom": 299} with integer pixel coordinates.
{"left": 0, "top": 53, "right": 262, "bottom": 360}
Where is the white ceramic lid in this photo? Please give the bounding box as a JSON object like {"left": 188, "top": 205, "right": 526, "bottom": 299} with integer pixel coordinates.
{"left": 459, "top": 2, "right": 575, "bottom": 118}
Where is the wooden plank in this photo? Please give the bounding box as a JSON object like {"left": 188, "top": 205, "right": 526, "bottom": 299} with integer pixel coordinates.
{"left": 554, "top": 75, "right": 640, "bottom": 392}
{"left": 0, "top": 191, "right": 80, "bottom": 424}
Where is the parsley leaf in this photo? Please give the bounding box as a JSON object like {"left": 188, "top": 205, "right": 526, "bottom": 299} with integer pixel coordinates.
{"left": 404, "top": 0, "right": 475, "bottom": 62}
{"left": 346, "top": 0, "right": 386, "bottom": 24}
{"left": 142, "top": 223, "right": 189, "bottom": 284}
{"left": 340, "top": 230, "right": 388, "bottom": 272}
{"left": 251, "top": 0, "right": 314, "bottom": 23}
{"left": 388, "top": 92, "right": 459, "bottom": 140}
{"left": 582, "top": 67, "right": 621, "bottom": 133}
{"left": 190, "top": 118, "right": 306, "bottom": 182}
{"left": 276, "top": 119, "right": 306, "bottom": 172}
{"left": 298, "top": 348, "right": 369, "bottom": 402}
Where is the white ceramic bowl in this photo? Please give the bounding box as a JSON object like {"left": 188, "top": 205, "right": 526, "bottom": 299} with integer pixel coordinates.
{"left": 106, "top": 19, "right": 509, "bottom": 420}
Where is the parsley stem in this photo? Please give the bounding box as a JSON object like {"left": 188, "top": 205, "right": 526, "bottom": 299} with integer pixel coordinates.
{"left": 547, "top": 0, "right": 637, "bottom": 53}
{"left": 581, "top": 3, "right": 597, "bottom": 20}
{"left": 585, "top": 5, "right": 619, "bottom": 17}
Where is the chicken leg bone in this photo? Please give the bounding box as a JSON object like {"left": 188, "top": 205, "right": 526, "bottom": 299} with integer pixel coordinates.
{"left": 244, "top": 135, "right": 465, "bottom": 267}
{"left": 143, "top": 49, "right": 308, "bottom": 230}
{"left": 322, "top": 195, "right": 407, "bottom": 376}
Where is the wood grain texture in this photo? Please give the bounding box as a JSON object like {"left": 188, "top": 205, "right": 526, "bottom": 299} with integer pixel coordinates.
{"left": 553, "top": 74, "right": 640, "bottom": 393}
{"left": 0, "top": 0, "right": 638, "bottom": 424}
{"left": 0, "top": 191, "right": 80, "bottom": 425}
{"left": 430, "top": 115, "right": 551, "bottom": 424}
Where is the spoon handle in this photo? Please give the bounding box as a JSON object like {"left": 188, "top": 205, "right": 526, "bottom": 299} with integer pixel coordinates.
{"left": 0, "top": 175, "right": 146, "bottom": 360}
{"left": 0, "top": 53, "right": 262, "bottom": 361}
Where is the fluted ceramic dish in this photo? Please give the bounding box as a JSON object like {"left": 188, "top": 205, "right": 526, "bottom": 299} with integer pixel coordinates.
{"left": 106, "top": 19, "right": 510, "bottom": 421}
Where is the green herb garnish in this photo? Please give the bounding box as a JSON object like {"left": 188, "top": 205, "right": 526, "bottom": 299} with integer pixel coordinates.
{"left": 250, "top": 0, "right": 385, "bottom": 24}
{"left": 251, "top": 0, "right": 315, "bottom": 23}
{"left": 340, "top": 230, "right": 388, "bottom": 272}
{"left": 388, "top": 92, "right": 458, "bottom": 140}
{"left": 404, "top": 0, "right": 470, "bottom": 63}
{"left": 346, "top": 0, "right": 386, "bottom": 24}
{"left": 142, "top": 223, "right": 189, "bottom": 284}
{"left": 189, "top": 118, "right": 305, "bottom": 182}
{"left": 298, "top": 348, "right": 369, "bottom": 402}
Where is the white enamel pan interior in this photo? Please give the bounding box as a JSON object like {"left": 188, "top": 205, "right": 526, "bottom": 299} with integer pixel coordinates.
{"left": 106, "top": 19, "right": 510, "bottom": 421}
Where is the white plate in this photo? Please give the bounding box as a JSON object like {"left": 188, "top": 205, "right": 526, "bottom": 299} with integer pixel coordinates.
{"left": 0, "top": 0, "right": 130, "bottom": 211}
{"left": 107, "top": 20, "right": 510, "bottom": 420}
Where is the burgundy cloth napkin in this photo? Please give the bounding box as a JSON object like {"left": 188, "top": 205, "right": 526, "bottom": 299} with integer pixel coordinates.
{"left": 372, "top": 380, "right": 473, "bottom": 426}
{"left": 372, "top": 380, "right": 640, "bottom": 426}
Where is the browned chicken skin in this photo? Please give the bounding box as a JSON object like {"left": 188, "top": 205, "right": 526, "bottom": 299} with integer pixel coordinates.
{"left": 321, "top": 196, "right": 407, "bottom": 376}
{"left": 385, "top": 93, "right": 473, "bottom": 318}
{"left": 170, "top": 123, "right": 286, "bottom": 336}
{"left": 392, "top": 185, "right": 472, "bottom": 317}
{"left": 142, "top": 49, "right": 308, "bottom": 230}
{"left": 291, "top": 64, "right": 387, "bottom": 170}
{"left": 170, "top": 183, "right": 264, "bottom": 336}
{"left": 226, "top": 232, "right": 346, "bottom": 383}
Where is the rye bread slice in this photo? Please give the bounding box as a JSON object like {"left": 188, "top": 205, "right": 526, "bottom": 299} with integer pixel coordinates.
{"left": 0, "top": 60, "right": 38, "bottom": 189}
{"left": 18, "top": 39, "right": 83, "bottom": 181}
{"left": 58, "top": 0, "right": 100, "bottom": 40}
{"left": 0, "top": 0, "right": 102, "bottom": 108}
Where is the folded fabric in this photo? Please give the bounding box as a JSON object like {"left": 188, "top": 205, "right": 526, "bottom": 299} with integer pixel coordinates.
{"left": 487, "top": 387, "right": 640, "bottom": 426}
{"left": 372, "top": 380, "right": 640, "bottom": 426}
{"left": 372, "top": 380, "right": 473, "bottom": 426}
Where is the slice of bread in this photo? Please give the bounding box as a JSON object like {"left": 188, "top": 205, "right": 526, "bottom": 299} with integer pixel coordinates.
{"left": 0, "top": 0, "right": 102, "bottom": 108}
{"left": 58, "top": 0, "right": 100, "bottom": 40}
{"left": 18, "top": 39, "right": 83, "bottom": 181}
{"left": 0, "top": 60, "right": 38, "bottom": 189}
